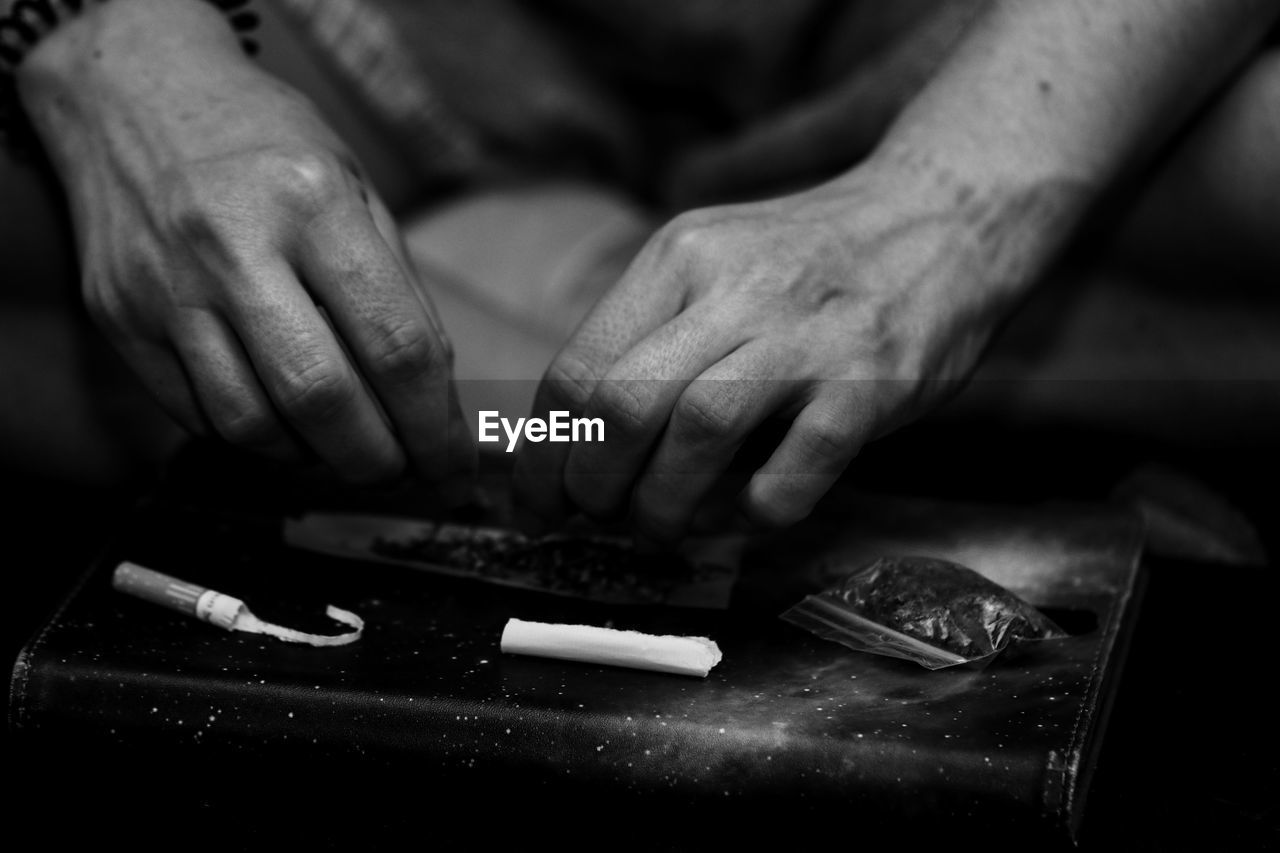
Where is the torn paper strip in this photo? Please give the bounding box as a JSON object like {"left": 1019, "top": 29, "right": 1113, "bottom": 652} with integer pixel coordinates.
{"left": 500, "top": 618, "right": 722, "bottom": 677}
{"left": 112, "top": 562, "right": 363, "bottom": 647}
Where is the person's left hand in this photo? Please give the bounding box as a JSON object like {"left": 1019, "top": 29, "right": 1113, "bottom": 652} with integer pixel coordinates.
{"left": 512, "top": 155, "right": 1069, "bottom": 541}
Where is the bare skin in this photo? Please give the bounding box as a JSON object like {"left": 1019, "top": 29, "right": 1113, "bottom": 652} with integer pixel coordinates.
{"left": 513, "top": 0, "right": 1280, "bottom": 540}
{"left": 2, "top": 0, "right": 1278, "bottom": 531}
{"left": 512, "top": 158, "right": 1085, "bottom": 536}
{"left": 9, "top": 0, "right": 473, "bottom": 488}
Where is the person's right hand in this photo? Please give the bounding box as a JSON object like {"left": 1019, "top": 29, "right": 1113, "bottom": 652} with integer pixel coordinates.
{"left": 15, "top": 0, "right": 472, "bottom": 486}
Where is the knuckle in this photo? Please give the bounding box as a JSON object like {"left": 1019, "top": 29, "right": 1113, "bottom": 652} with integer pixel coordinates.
{"left": 162, "top": 193, "right": 253, "bottom": 268}
{"left": 156, "top": 168, "right": 233, "bottom": 242}
{"left": 672, "top": 389, "right": 737, "bottom": 444}
{"left": 589, "top": 380, "right": 651, "bottom": 436}
{"left": 166, "top": 187, "right": 226, "bottom": 246}
{"left": 542, "top": 353, "right": 599, "bottom": 411}
{"left": 268, "top": 150, "right": 346, "bottom": 210}
{"left": 159, "top": 149, "right": 348, "bottom": 250}
{"left": 214, "top": 405, "right": 279, "bottom": 449}
{"left": 275, "top": 357, "right": 355, "bottom": 423}
{"left": 369, "top": 320, "right": 441, "bottom": 381}
{"left": 82, "top": 272, "right": 148, "bottom": 340}
{"left": 795, "top": 415, "right": 851, "bottom": 463}
{"left": 658, "top": 212, "right": 716, "bottom": 260}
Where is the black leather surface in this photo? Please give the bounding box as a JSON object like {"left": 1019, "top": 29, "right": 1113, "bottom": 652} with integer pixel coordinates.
{"left": 8, "top": 449, "right": 1144, "bottom": 848}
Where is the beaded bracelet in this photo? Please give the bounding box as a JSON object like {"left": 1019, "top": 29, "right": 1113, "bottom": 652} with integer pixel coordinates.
{"left": 0, "top": 0, "right": 261, "bottom": 154}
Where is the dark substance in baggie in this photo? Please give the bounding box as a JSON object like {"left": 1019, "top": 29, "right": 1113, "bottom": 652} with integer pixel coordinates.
{"left": 371, "top": 529, "right": 692, "bottom": 602}
{"left": 836, "top": 556, "right": 1066, "bottom": 659}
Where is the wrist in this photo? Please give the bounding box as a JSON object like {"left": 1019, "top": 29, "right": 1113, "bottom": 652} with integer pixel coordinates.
{"left": 12, "top": 0, "right": 251, "bottom": 162}
{"left": 856, "top": 140, "right": 1091, "bottom": 302}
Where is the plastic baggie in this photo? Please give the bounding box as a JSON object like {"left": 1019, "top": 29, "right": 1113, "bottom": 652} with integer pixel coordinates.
{"left": 780, "top": 555, "right": 1067, "bottom": 670}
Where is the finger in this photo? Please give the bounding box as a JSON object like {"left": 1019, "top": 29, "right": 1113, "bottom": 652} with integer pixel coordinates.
{"left": 548, "top": 237, "right": 691, "bottom": 375}
{"left": 226, "top": 258, "right": 407, "bottom": 484}
{"left": 118, "top": 340, "right": 209, "bottom": 439}
{"left": 171, "top": 309, "right": 307, "bottom": 463}
{"left": 510, "top": 375, "right": 579, "bottom": 526}
{"left": 366, "top": 194, "right": 477, "bottom": 491}
{"left": 628, "top": 344, "right": 802, "bottom": 543}
{"left": 741, "top": 385, "right": 872, "bottom": 528}
{"left": 296, "top": 201, "right": 460, "bottom": 483}
{"left": 512, "top": 245, "right": 686, "bottom": 522}
{"left": 563, "top": 303, "right": 747, "bottom": 520}
{"left": 365, "top": 194, "right": 453, "bottom": 362}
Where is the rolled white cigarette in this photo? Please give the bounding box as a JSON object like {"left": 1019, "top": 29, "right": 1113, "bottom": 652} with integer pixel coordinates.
{"left": 500, "top": 618, "right": 722, "bottom": 677}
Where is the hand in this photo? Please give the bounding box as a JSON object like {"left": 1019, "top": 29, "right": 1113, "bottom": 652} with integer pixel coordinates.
{"left": 514, "top": 152, "right": 1075, "bottom": 540}
{"left": 17, "top": 0, "right": 472, "bottom": 485}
